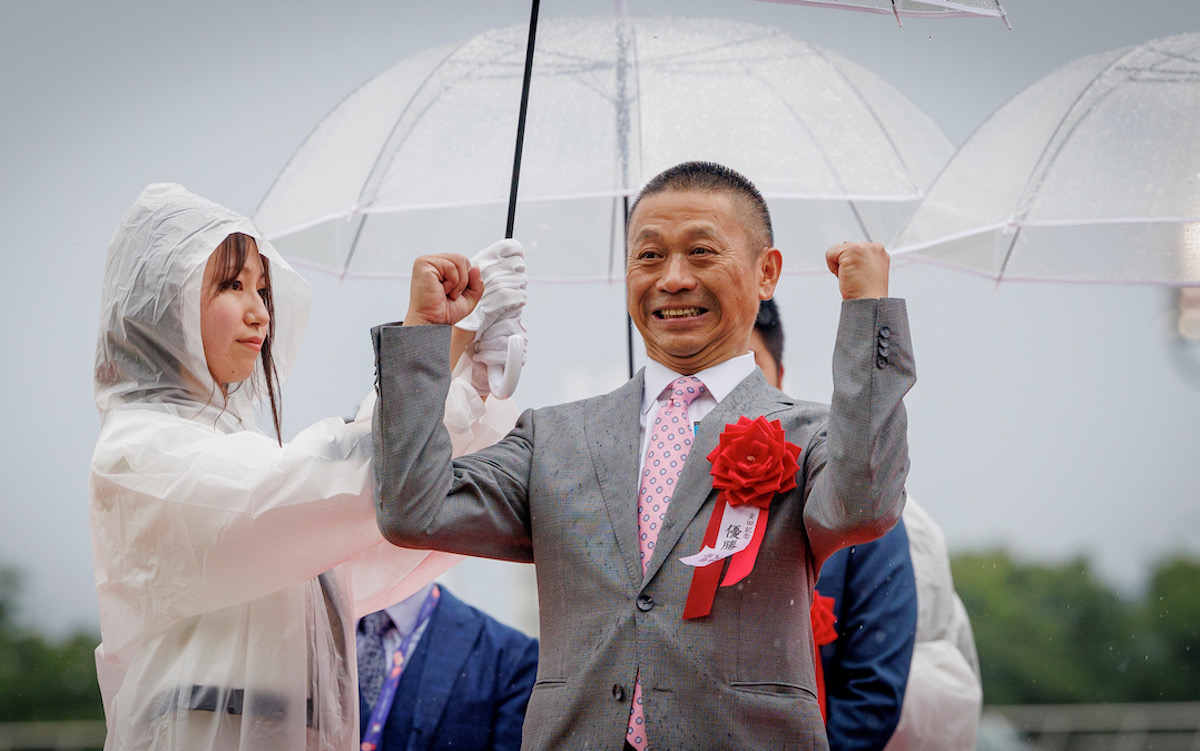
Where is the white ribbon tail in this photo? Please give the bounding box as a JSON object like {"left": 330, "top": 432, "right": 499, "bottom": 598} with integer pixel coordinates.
{"left": 679, "top": 504, "right": 761, "bottom": 568}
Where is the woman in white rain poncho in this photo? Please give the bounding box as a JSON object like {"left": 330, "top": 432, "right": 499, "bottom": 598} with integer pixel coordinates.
{"left": 90, "top": 184, "right": 518, "bottom": 749}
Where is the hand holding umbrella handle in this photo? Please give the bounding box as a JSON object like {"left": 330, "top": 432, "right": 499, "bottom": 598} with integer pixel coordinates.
{"left": 487, "top": 334, "right": 525, "bottom": 400}
{"left": 469, "top": 312, "right": 526, "bottom": 399}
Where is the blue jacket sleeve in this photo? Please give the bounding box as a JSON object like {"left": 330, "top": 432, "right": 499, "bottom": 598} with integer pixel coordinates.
{"left": 489, "top": 628, "right": 539, "bottom": 751}
{"left": 816, "top": 519, "right": 918, "bottom": 751}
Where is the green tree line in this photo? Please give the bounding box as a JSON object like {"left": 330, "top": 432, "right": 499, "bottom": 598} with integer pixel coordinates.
{"left": 1, "top": 552, "right": 1198, "bottom": 719}
{"left": 0, "top": 568, "right": 103, "bottom": 721}
{"left": 953, "top": 550, "right": 1200, "bottom": 704}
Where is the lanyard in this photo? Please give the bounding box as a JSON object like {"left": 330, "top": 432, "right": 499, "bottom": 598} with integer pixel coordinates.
{"left": 359, "top": 585, "right": 441, "bottom": 751}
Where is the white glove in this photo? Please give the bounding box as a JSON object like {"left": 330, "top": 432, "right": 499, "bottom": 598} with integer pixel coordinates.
{"left": 456, "top": 239, "right": 527, "bottom": 334}
{"left": 469, "top": 316, "right": 527, "bottom": 395}
{"left": 455, "top": 239, "right": 528, "bottom": 398}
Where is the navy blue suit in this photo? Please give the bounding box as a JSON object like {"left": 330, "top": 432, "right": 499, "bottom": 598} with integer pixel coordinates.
{"left": 816, "top": 519, "right": 918, "bottom": 750}
{"left": 359, "top": 587, "right": 539, "bottom": 751}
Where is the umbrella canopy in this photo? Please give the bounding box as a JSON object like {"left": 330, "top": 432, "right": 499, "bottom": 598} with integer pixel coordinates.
{"left": 892, "top": 32, "right": 1200, "bottom": 286}
{"left": 756, "top": 0, "right": 1010, "bottom": 27}
{"left": 255, "top": 15, "right": 952, "bottom": 281}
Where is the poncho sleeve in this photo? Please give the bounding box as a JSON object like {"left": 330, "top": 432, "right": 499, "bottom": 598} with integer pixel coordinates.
{"left": 90, "top": 406, "right": 397, "bottom": 644}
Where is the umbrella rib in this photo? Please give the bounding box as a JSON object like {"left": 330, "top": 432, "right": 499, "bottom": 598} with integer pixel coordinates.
{"left": 847, "top": 200, "right": 873, "bottom": 243}
{"left": 991, "top": 0, "right": 1012, "bottom": 29}
{"left": 544, "top": 28, "right": 786, "bottom": 114}
{"left": 807, "top": 42, "right": 923, "bottom": 197}
{"left": 892, "top": 215, "right": 1200, "bottom": 263}
{"left": 614, "top": 15, "right": 634, "bottom": 196}
{"left": 1010, "top": 44, "right": 1146, "bottom": 224}
{"left": 995, "top": 222, "right": 1021, "bottom": 284}
{"left": 889, "top": 222, "right": 1010, "bottom": 256}
{"left": 746, "top": 35, "right": 891, "bottom": 208}
{"left": 352, "top": 38, "right": 473, "bottom": 207}
{"left": 340, "top": 212, "right": 372, "bottom": 282}
{"left": 628, "top": 16, "right": 645, "bottom": 195}
{"left": 280, "top": 187, "right": 919, "bottom": 222}
{"left": 652, "top": 30, "right": 785, "bottom": 69}
{"left": 345, "top": 28, "right": 540, "bottom": 271}
{"left": 251, "top": 43, "right": 461, "bottom": 222}
{"left": 336, "top": 37, "right": 480, "bottom": 273}
{"left": 541, "top": 25, "right": 788, "bottom": 111}
{"left": 736, "top": 47, "right": 849, "bottom": 200}
{"left": 1117, "top": 45, "right": 1200, "bottom": 84}
{"left": 759, "top": 0, "right": 1005, "bottom": 20}
{"left": 584, "top": 23, "right": 787, "bottom": 72}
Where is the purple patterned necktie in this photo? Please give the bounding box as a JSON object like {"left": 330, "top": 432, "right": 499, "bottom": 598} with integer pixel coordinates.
{"left": 628, "top": 375, "right": 706, "bottom": 751}
{"left": 356, "top": 611, "right": 392, "bottom": 706}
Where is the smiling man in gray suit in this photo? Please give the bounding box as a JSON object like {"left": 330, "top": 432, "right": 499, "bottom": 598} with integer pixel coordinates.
{"left": 372, "top": 161, "right": 915, "bottom": 750}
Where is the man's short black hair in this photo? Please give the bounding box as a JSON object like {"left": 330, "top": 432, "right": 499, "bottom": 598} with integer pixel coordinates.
{"left": 629, "top": 161, "right": 774, "bottom": 249}
{"left": 754, "top": 297, "right": 784, "bottom": 368}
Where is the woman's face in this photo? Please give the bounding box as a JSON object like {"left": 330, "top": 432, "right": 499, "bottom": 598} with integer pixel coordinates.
{"left": 200, "top": 241, "right": 270, "bottom": 385}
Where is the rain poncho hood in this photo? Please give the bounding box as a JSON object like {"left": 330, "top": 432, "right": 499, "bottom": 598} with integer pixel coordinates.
{"left": 89, "top": 184, "right": 503, "bottom": 749}
{"left": 95, "top": 182, "right": 306, "bottom": 430}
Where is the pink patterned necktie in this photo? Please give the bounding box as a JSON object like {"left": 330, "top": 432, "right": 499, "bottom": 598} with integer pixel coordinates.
{"left": 628, "top": 375, "right": 706, "bottom": 751}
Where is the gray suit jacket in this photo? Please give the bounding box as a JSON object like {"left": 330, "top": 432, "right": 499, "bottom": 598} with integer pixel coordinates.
{"left": 372, "top": 298, "right": 915, "bottom": 750}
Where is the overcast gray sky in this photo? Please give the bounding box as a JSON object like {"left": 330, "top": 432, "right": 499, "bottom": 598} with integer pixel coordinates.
{"left": 2, "top": 0, "right": 1199, "bottom": 635}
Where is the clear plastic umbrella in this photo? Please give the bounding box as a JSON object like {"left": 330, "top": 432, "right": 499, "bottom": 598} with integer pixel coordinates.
{"left": 255, "top": 15, "right": 952, "bottom": 283}
{"left": 892, "top": 32, "right": 1200, "bottom": 286}
{"left": 755, "top": 0, "right": 1010, "bottom": 28}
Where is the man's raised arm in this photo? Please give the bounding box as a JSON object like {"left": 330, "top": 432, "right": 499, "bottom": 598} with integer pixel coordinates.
{"left": 805, "top": 241, "right": 915, "bottom": 565}
{"left": 371, "top": 251, "right": 535, "bottom": 562}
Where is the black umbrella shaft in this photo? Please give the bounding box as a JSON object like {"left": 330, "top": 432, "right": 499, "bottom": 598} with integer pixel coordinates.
{"left": 506, "top": 0, "right": 541, "bottom": 239}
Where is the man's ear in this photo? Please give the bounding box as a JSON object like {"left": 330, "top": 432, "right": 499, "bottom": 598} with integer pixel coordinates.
{"left": 758, "top": 247, "right": 783, "bottom": 299}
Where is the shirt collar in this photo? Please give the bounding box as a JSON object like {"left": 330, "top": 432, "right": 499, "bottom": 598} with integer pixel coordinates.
{"left": 381, "top": 582, "right": 437, "bottom": 637}
{"left": 642, "top": 353, "right": 758, "bottom": 415}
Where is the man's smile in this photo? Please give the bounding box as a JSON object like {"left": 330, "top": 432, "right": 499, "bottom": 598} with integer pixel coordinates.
{"left": 654, "top": 306, "right": 708, "bottom": 320}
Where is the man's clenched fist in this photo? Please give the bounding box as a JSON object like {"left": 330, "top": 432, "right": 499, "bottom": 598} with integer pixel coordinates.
{"left": 405, "top": 253, "right": 484, "bottom": 326}
{"left": 825, "top": 241, "right": 890, "bottom": 301}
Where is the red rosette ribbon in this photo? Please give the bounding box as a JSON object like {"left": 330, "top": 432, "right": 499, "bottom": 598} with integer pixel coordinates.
{"left": 682, "top": 416, "right": 802, "bottom": 620}
{"left": 708, "top": 415, "right": 802, "bottom": 507}
{"left": 810, "top": 592, "right": 838, "bottom": 720}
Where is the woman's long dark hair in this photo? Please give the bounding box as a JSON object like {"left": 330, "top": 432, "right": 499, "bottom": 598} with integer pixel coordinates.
{"left": 205, "top": 233, "right": 283, "bottom": 443}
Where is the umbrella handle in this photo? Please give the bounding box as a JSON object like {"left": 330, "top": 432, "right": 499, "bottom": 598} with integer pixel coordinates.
{"left": 487, "top": 334, "right": 525, "bottom": 400}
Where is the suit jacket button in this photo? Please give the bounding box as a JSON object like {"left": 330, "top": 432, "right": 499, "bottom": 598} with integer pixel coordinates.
{"left": 636, "top": 594, "right": 655, "bottom": 612}
{"left": 879, "top": 326, "right": 891, "bottom": 339}
{"left": 612, "top": 684, "right": 626, "bottom": 701}
{"left": 876, "top": 355, "right": 889, "bottom": 369}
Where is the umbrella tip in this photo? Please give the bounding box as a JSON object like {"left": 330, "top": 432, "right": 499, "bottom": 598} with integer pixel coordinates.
{"left": 994, "top": 0, "right": 1012, "bottom": 29}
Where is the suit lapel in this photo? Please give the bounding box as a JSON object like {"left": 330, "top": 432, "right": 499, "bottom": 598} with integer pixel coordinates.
{"left": 409, "top": 591, "right": 482, "bottom": 743}
{"left": 643, "top": 370, "right": 794, "bottom": 582}
{"left": 587, "top": 372, "right": 647, "bottom": 588}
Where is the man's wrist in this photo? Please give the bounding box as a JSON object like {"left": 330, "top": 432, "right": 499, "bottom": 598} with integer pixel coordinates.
{"left": 841, "top": 284, "right": 889, "bottom": 301}
{"left": 403, "top": 310, "right": 438, "bottom": 326}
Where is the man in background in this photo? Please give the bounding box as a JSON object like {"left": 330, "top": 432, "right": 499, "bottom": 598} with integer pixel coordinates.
{"left": 356, "top": 584, "right": 538, "bottom": 750}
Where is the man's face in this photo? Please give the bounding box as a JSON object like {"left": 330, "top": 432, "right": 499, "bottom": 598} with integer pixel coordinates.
{"left": 626, "top": 189, "right": 781, "bottom": 375}
{"left": 748, "top": 329, "right": 782, "bottom": 389}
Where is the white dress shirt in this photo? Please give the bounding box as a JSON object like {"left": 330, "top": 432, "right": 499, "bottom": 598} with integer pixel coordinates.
{"left": 637, "top": 353, "right": 758, "bottom": 479}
